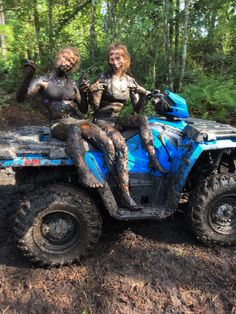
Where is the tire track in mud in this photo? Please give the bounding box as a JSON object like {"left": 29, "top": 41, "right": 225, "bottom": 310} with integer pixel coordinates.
{"left": 0, "top": 170, "right": 24, "bottom": 267}
{"left": 0, "top": 169, "right": 235, "bottom": 314}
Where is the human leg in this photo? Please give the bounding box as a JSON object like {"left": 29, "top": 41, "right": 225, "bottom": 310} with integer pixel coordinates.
{"left": 51, "top": 121, "right": 104, "bottom": 188}
{"left": 118, "top": 115, "right": 167, "bottom": 173}
{"left": 79, "top": 121, "right": 116, "bottom": 172}
{"left": 105, "top": 126, "right": 142, "bottom": 211}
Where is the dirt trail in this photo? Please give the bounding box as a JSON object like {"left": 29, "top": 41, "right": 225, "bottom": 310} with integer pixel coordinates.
{"left": 0, "top": 170, "right": 235, "bottom": 314}
{"left": 0, "top": 103, "right": 235, "bottom": 314}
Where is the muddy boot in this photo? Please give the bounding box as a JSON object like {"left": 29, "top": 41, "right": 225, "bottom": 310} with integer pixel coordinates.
{"left": 149, "top": 156, "right": 168, "bottom": 174}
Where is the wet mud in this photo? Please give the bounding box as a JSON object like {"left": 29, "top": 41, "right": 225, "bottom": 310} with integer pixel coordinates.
{"left": 0, "top": 170, "right": 235, "bottom": 314}
{"left": 0, "top": 104, "right": 235, "bottom": 314}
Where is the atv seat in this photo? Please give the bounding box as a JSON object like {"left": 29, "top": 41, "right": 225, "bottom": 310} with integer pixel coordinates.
{"left": 0, "top": 126, "right": 140, "bottom": 161}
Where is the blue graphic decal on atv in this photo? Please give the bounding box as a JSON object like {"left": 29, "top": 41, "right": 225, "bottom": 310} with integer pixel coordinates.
{"left": 0, "top": 151, "right": 106, "bottom": 184}
{"left": 85, "top": 152, "right": 107, "bottom": 183}
{"left": 126, "top": 130, "right": 178, "bottom": 175}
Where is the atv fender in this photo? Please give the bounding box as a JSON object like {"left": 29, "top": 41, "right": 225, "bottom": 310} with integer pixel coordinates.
{"left": 172, "top": 139, "right": 236, "bottom": 194}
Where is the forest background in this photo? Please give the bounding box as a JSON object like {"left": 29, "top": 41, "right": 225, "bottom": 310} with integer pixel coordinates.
{"left": 0, "top": 0, "right": 235, "bottom": 123}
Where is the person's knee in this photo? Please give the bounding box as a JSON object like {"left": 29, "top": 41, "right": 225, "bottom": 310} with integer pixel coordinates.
{"left": 106, "top": 126, "right": 116, "bottom": 139}
{"left": 67, "top": 123, "right": 81, "bottom": 135}
{"left": 80, "top": 120, "right": 91, "bottom": 131}
{"left": 138, "top": 115, "right": 148, "bottom": 125}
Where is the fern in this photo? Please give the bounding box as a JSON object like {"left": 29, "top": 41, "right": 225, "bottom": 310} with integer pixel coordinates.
{"left": 182, "top": 74, "right": 236, "bottom": 122}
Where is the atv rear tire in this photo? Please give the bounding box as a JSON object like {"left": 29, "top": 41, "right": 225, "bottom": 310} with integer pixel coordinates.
{"left": 188, "top": 174, "right": 236, "bottom": 246}
{"left": 14, "top": 184, "right": 102, "bottom": 266}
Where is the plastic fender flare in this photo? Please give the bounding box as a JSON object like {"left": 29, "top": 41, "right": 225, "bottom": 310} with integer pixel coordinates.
{"left": 174, "top": 139, "right": 236, "bottom": 194}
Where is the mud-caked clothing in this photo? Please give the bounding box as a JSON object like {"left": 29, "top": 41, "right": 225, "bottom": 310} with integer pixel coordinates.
{"left": 27, "top": 73, "right": 82, "bottom": 121}
{"left": 16, "top": 71, "right": 115, "bottom": 185}
{"left": 89, "top": 72, "right": 154, "bottom": 185}
{"left": 91, "top": 72, "right": 146, "bottom": 126}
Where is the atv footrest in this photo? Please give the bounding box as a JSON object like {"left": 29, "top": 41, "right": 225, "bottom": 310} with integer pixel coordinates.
{"left": 116, "top": 206, "right": 174, "bottom": 220}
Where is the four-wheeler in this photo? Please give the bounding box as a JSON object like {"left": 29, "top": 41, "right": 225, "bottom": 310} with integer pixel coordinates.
{"left": 0, "top": 90, "right": 235, "bottom": 266}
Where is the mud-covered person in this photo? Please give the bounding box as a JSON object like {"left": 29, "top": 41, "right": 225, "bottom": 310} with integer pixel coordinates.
{"left": 89, "top": 43, "right": 166, "bottom": 210}
{"left": 16, "top": 47, "right": 115, "bottom": 189}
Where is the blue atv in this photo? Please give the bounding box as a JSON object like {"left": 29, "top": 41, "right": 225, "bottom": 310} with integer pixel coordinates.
{"left": 0, "top": 90, "right": 235, "bottom": 266}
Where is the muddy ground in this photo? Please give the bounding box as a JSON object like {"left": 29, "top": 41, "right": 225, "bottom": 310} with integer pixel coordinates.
{"left": 0, "top": 102, "right": 235, "bottom": 314}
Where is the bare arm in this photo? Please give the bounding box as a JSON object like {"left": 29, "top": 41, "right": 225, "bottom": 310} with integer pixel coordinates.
{"left": 16, "top": 64, "right": 35, "bottom": 102}
{"left": 129, "top": 79, "right": 148, "bottom": 113}
{"left": 73, "top": 81, "right": 89, "bottom": 114}
{"left": 16, "top": 63, "right": 47, "bottom": 102}
{"left": 88, "top": 79, "right": 105, "bottom": 111}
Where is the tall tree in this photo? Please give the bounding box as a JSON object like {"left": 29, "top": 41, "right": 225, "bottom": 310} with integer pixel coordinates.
{"left": 47, "top": 0, "right": 54, "bottom": 54}
{"left": 89, "top": 0, "right": 97, "bottom": 64}
{"left": 174, "top": 0, "right": 180, "bottom": 90}
{"left": 107, "top": 0, "right": 118, "bottom": 42}
{"left": 179, "top": 0, "right": 190, "bottom": 90}
{"left": 164, "top": 0, "right": 174, "bottom": 90}
{"left": 33, "top": 0, "right": 44, "bottom": 63}
{"left": 0, "top": 0, "right": 6, "bottom": 55}
{"left": 53, "top": 0, "right": 91, "bottom": 37}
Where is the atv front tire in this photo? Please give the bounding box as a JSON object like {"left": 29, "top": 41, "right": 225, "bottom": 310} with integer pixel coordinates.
{"left": 188, "top": 174, "right": 236, "bottom": 246}
{"left": 14, "top": 184, "right": 102, "bottom": 266}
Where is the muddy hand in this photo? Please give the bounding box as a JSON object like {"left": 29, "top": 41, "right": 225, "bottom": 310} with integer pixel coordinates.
{"left": 129, "top": 80, "right": 147, "bottom": 95}
{"left": 89, "top": 80, "right": 106, "bottom": 93}
{"left": 136, "top": 84, "right": 148, "bottom": 95}
{"left": 24, "top": 60, "right": 36, "bottom": 74}
{"left": 79, "top": 78, "right": 90, "bottom": 93}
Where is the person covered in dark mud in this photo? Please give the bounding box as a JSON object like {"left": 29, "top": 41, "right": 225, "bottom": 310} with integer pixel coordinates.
{"left": 89, "top": 43, "right": 167, "bottom": 210}
{"left": 16, "top": 47, "right": 115, "bottom": 189}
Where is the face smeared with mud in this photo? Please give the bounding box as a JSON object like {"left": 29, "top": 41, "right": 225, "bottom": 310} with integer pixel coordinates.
{"left": 54, "top": 50, "right": 78, "bottom": 73}
{"left": 108, "top": 49, "right": 126, "bottom": 75}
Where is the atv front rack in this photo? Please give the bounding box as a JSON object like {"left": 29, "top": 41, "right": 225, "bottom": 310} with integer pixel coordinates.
{"left": 184, "top": 118, "right": 236, "bottom": 142}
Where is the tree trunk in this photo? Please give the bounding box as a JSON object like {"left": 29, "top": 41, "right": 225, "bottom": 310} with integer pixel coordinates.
{"left": 107, "top": 0, "right": 118, "bottom": 42}
{"left": 164, "top": 0, "right": 174, "bottom": 90}
{"left": 33, "top": 0, "right": 44, "bottom": 63}
{"left": 174, "top": 0, "right": 180, "bottom": 91}
{"left": 207, "top": 10, "right": 217, "bottom": 71}
{"left": 47, "top": 0, "right": 54, "bottom": 54}
{"left": 54, "top": 1, "right": 90, "bottom": 37}
{"left": 169, "top": 0, "right": 174, "bottom": 90}
{"left": 152, "top": 48, "right": 159, "bottom": 89}
{"left": 0, "top": 1, "right": 6, "bottom": 55}
{"left": 179, "top": 0, "right": 190, "bottom": 91}
{"left": 90, "top": 1, "right": 97, "bottom": 64}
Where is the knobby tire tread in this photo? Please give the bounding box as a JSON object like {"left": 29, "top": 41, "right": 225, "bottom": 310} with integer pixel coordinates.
{"left": 14, "top": 184, "right": 102, "bottom": 266}
{"left": 188, "top": 173, "right": 236, "bottom": 246}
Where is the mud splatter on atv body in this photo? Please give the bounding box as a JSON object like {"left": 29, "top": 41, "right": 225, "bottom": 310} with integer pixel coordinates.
{"left": 0, "top": 92, "right": 236, "bottom": 266}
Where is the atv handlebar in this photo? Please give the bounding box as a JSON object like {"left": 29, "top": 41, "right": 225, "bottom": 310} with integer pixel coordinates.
{"left": 146, "top": 90, "right": 164, "bottom": 100}
{"left": 146, "top": 90, "right": 173, "bottom": 113}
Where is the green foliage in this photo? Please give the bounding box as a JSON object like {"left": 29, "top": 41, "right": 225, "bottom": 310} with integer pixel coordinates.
{"left": 182, "top": 73, "right": 236, "bottom": 122}
{"left": 0, "top": 0, "right": 235, "bottom": 122}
